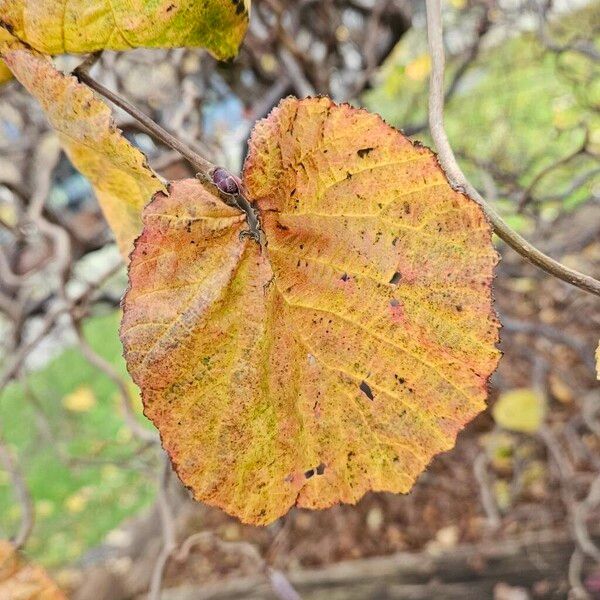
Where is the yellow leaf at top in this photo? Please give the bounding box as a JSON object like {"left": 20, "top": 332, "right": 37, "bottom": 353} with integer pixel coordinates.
{"left": 492, "top": 388, "right": 546, "bottom": 434}
{"left": 121, "top": 97, "right": 500, "bottom": 525}
{"left": 0, "top": 0, "right": 249, "bottom": 60}
{"left": 0, "top": 42, "right": 165, "bottom": 257}
{"left": 0, "top": 540, "right": 66, "bottom": 599}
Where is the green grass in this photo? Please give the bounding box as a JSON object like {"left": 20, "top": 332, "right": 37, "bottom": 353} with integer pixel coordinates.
{"left": 365, "top": 4, "right": 600, "bottom": 218}
{"left": 0, "top": 311, "right": 157, "bottom": 567}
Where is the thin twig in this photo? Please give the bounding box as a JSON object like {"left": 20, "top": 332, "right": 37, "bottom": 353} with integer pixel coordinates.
{"left": 175, "top": 531, "right": 301, "bottom": 600}
{"left": 0, "top": 430, "right": 34, "bottom": 549}
{"left": 148, "top": 454, "right": 177, "bottom": 600}
{"left": 425, "top": 0, "right": 600, "bottom": 297}
{"left": 72, "top": 322, "right": 159, "bottom": 444}
{"left": 73, "top": 58, "right": 262, "bottom": 240}
{"left": 73, "top": 63, "right": 216, "bottom": 177}
{"left": 473, "top": 451, "right": 502, "bottom": 531}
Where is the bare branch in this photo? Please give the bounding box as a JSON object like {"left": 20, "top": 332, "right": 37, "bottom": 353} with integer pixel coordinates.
{"left": 73, "top": 61, "right": 216, "bottom": 178}
{"left": 72, "top": 322, "right": 159, "bottom": 444}
{"left": 425, "top": 0, "right": 600, "bottom": 297}
{"left": 0, "top": 430, "right": 34, "bottom": 549}
{"left": 148, "top": 454, "right": 178, "bottom": 600}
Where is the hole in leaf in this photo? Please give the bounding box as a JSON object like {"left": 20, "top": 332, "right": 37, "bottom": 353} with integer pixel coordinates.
{"left": 359, "top": 381, "right": 374, "bottom": 400}
{"left": 316, "top": 463, "right": 326, "bottom": 475}
{"left": 357, "top": 147, "right": 374, "bottom": 158}
{"left": 304, "top": 469, "right": 315, "bottom": 479}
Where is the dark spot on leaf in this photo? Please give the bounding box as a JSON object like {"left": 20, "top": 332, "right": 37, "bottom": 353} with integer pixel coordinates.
{"left": 389, "top": 272, "right": 402, "bottom": 285}
{"left": 456, "top": 304, "right": 463, "bottom": 312}
{"left": 316, "top": 463, "right": 326, "bottom": 475}
{"left": 304, "top": 469, "right": 315, "bottom": 479}
{"left": 340, "top": 273, "right": 350, "bottom": 282}
{"left": 359, "top": 381, "right": 374, "bottom": 400}
{"left": 346, "top": 172, "right": 353, "bottom": 180}
{"left": 166, "top": 3, "right": 175, "bottom": 12}
{"left": 357, "top": 147, "right": 374, "bottom": 158}
{"left": 390, "top": 298, "right": 400, "bottom": 307}
{"left": 276, "top": 221, "right": 289, "bottom": 231}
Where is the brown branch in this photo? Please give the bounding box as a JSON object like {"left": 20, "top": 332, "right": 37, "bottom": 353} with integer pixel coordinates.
{"left": 425, "top": 0, "right": 600, "bottom": 297}
{"left": 73, "top": 57, "right": 262, "bottom": 241}
{"left": 0, "top": 259, "right": 122, "bottom": 391}
{"left": 148, "top": 454, "right": 178, "bottom": 600}
{"left": 72, "top": 322, "right": 159, "bottom": 444}
{"left": 73, "top": 61, "right": 216, "bottom": 178}
{"left": 0, "top": 430, "right": 33, "bottom": 549}
{"left": 517, "top": 133, "right": 589, "bottom": 212}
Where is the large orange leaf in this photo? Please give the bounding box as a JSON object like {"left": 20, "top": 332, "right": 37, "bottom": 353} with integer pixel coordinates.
{"left": 0, "top": 41, "right": 164, "bottom": 257}
{"left": 121, "top": 97, "right": 500, "bottom": 525}
{"left": 0, "top": 541, "right": 66, "bottom": 600}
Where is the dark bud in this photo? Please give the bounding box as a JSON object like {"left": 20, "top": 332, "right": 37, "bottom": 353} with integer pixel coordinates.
{"left": 212, "top": 167, "right": 240, "bottom": 195}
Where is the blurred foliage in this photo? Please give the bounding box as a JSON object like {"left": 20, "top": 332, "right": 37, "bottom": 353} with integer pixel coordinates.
{"left": 492, "top": 388, "right": 546, "bottom": 433}
{"left": 365, "top": 4, "right": 600, "bottom": 226}
{"left": 0, "top": 312, "right": 156, "bottom": 567}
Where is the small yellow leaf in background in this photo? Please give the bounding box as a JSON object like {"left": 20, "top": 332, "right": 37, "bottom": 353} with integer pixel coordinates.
{"left": 494, "top": 479, "right": 512, "bottom": 511}
{"left": 0, "top": 42, "right": 165, "bottom": 258}
{"left": 449, "top": 0, "right": 468, "bottom": 9}
{"left": 36, "top": 499, "right": 55, "bottom": 518}
{"left": 405, "top": 54, "right": 431, "bottom": 82}
{"left": 62, "top": 386, "right": 96, "bottom": 413}
{"left": 549, "top": 373, "right": 573, "bottom": 404}
{"left": 0, "top": 540, "right": 66, "bottom": 599}
{"left": 492, "top": 388, "right": 545, "bottom": 433}
{"left": 64, "top": 490, "right": 89, "bottom": 514}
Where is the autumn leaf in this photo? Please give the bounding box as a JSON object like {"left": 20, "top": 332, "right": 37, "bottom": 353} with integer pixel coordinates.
{"left": 0, "top": 0, "right": 249, "bottom": 60}
{"left": 121, "top": 97, "right": 500, "bottom": 525}
{"left": 0, "top": 540, "right": 66, "bottom": 599}
{"left": 0, "top": 41, "right": 164, "bottom": 257}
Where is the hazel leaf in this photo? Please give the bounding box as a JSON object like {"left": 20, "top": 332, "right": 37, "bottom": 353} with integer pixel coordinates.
{"left": 121, "top": 97, "right": 501, "bottom": 525}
